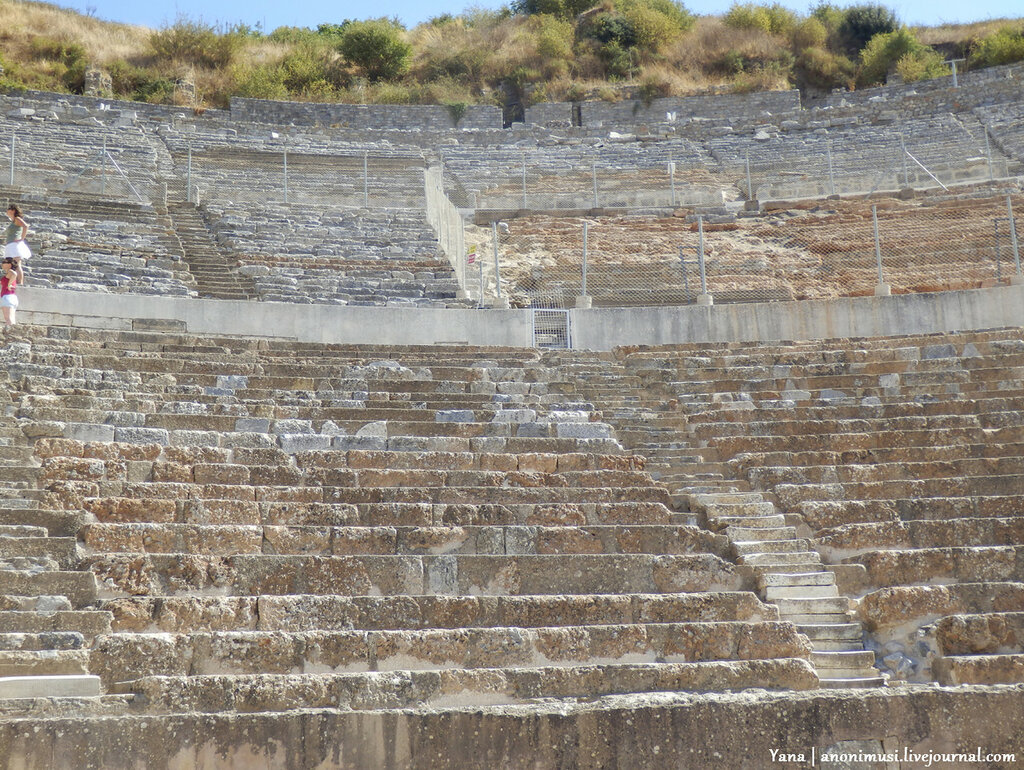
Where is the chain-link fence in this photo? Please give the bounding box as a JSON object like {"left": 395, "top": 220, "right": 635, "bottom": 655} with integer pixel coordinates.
{"left": 4, "top": 128, "right": 159, "bottom": 203}
{"left": 168, "top": 146, "right": 427, "bottom": 208}
{"left": 468, "top": 193, "right": 1024, "bottom": 308}
{"left": 4, "top": 116, "right": 1023, "bottom": 312}
{"left": 446, "top": 118, "right": 1019, "bottom": 214}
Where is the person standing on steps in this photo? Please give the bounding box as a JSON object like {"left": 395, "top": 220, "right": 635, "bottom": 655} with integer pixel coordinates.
{"left": 1, "top": 257, "right": 23, "bottom": 326}
{"left": 4, "top": 205, "right": 30, "bottom": 272}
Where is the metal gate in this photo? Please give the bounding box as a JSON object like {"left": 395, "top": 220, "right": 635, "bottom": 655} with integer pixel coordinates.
{"left": 532, "top": 309, "right": 572, "bottom": 349}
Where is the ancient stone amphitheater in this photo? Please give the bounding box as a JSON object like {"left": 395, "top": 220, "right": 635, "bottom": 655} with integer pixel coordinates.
{"left": 1, "top": 65, "right": 1024, "bottom": 768}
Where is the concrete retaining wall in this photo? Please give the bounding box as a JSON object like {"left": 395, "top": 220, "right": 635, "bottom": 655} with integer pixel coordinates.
{"left": 20, "top": 284, "right": 1024, "bottom": 350}
{"left": 572, "top": 284, "right": 1024, "bottom": 349}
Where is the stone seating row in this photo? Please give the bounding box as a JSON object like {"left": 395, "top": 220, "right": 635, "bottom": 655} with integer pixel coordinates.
{"left": 594, "top": 328, "right": 1024, "bottom": 686}
{"left": 0, "top": 190, "right": 197, "bottom": 297}
{"left": 0, "top": 325, "right": 822, "bottom": 712}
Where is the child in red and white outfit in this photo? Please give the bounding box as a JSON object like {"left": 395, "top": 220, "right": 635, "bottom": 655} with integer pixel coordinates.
{"left": 1, "top": 257, "right": 23, "bottom": 325}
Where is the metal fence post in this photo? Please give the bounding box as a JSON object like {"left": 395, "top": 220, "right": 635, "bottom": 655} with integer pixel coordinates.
{"left": 899, "top": 134, "right": 909, "bottom": 186}
{"left": 827, "top": 142, "right": 836, "bottom": 196}
{"left": 522, "top": 161, "right": 527, "bottom": 209}
{"left": 363, "top": 152, "right": 369, "bottom": 207}
{"left": 101, "top": 138, "right": 107, "bottom": 196}
{"left": 669, "top": 156, "right": 676, "bottom": 207}
{"left": 592, "top": 163, "right": 598, "bottom": 209}
{"left": 186, "top": 144, "right": 192, "bottom": 203}
{"left": 576, "top": 221, "right": 592, "bottom": 309}
{"left": 492, "top": 221, "right": 503, "bottom": 300}
{"left": 697, "top": 216, "right": 712, "bottom": 306}
{"left": 873, "top": 205, "right": 891, "bottom": 295}
{"left": 1008, "top": 195, "right": 1022, "bottom": 280}
{"left": 581, "top": 221, "right": 589, "bottom": 296}
{"left": 283, "top": 149, "right": 289, "bottom": 204}
{"left": 9, "top": 132, "right": 14, "bottom": 186}
{"left": 745, "top": 153, "right": 753, "bottom": 200}
{"left": 984, "top": 127, "right": 994, "bottom": 181}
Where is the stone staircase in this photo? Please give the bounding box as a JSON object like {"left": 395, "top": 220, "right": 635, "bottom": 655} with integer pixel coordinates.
{"left": 0, "top": 422, "right": 108, "bottom": 700}
{"left": 552, "top": 354, "right": 886, "bottom": 689}
{"left": 166, "top": 201, "right": 255, "bottom": 300}
{"left": 691, "top": 492, "right": 886, "bottom": 688}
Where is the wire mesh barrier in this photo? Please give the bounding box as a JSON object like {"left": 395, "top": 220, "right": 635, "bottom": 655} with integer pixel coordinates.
{"left": 169, "top": 147, "right": 428, "bottom": 208}
{"left": 4, "top": 129, "right": 159, "bottom": 203}
{"left": 466, "top": 192, "right": 1024, "bottom": 309}
{"left": 447, "top": 117, "right": 1021, "bottom": 216}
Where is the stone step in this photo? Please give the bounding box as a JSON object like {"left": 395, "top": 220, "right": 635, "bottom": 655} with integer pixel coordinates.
{"left": 0, "top": 510, "right": 85, "bottom": 538}
{"left": 90, "top": 621, "right": 810, "bottom": 682}
{"left": 818, "top": 676, "right": 888, "bottom": 689}
{"left": 108, "top": 553, "right": 744, "bottom": 598}
{"left": 739, "top": 552, "right": 823, "bottom": 568}
{"left": 733, "top": 539, "right": 810, "bottom": 556}
{"left": 113, "top": 658, "right": 819, "bottom": 713}
{"left": 0, "top": 572, "right": 97, "bottom": 607}
{"left": 808, "top": 639, "right": 864, "bottom": 652}
{"left": 103, "top": 591, "right": 782, "bottom": 633}
{"left": 0, "top": 632, "right": 85, "bottom": 651}
{"left": 0, "top": 525, "right": 47, "bottom": 538}
{"left": 810, "top": 650, "right": 877, "bottom": 670}
{"left": 784, "top": 612, "right": 851, "bottom": 624}
{"left": 0, "top": 649, "right": 90, "bottom": 677}
{"left": 709, "top": 514, "right": 787, "bottom": 530}
{"left": 0, "top": 536, "right": 77, "bottom": 567}
{"left": 0, "top": 611, "right": 112, "bottom": 638}
{"left": 933, "top": 654, "right": 1024, "bottom": 686}
{"left": 0, "top": 595, "right": 73, "bottom": 612}
{"left": 724, "top": 525, "right": 796, "bottom": 541}
{"left": 764, "top": 584, "right": 839, "bottom": 600}
{"left": 0, "top": 674, "right": 102, "bottom": 699}
{"left": 775, "top": 597, "right": 851, "bottom": 615}
{"left": 759, "top": 572, "right": 836, "bottom": 589}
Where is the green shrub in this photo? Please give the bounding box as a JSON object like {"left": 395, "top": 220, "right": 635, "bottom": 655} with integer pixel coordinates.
{"left": 337, "top": 19, "right": 412, "bottom": 82}
{"left": 895, "top": 47, "right": 948, "bottom": 82}
{"left": 532, "top": 14, "right": 574, "bottom": 61}
{"left": 510, "top": 0, "right": 598, "bottom": 19}
{"left": 618, "top": 0, "right": 695, "bottom": 34}
{"left": 232, "top": 64, "right": 288, "bottom": 100}
{"left": 810, "top": 2, "right": 845, "bottom": 34}
{"left": 267, "top": 26, "right": 320, "bottom": 45}
{"left": 858, "top": 27, "right": 937, "bottom": 86}
{"left": 795, "top": 45, "right": 855, "bottom": 89}
{"left": 970, "top": 25, "right": 1024, "bottom": 68}
{"left": 837, "top": 4, "right": 898, "bottom": 57}
{"left": 27, "top": 37, "right": 88, "bottom": 92}
{"left": 150, "top": 17, "right": 244, "bottom": 68}
{"left": 791, "top": 17, "right": 827, "bottom": 52}
{"left": 723, "top": 3, "right": 797, "bottom": 36}
{"left": 624, "top": 4, "right": 685, "bottom": 50}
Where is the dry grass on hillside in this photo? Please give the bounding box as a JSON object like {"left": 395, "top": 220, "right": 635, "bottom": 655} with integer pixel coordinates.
{"left": 4, "top": 0, "right": 148, "bottom": 64}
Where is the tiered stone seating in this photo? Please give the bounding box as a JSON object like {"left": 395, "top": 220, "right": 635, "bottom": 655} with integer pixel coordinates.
{"left": 707, "top": 113, "right": 1011, "bottom": 199}
{"left": 441, "top": 137, "right": 719, "bottom": 210}
{"left": 0, "top": 188, "right": 196, "bottom": 297}
{"left": 1, "top": 106, "right": 162, "bottom": 201}
{"left": 157, "top": 125, "right": 429, "bottom": 208}
{"left": 201, "top": 201, "right": 465, "bottom": 306}
{"left": 0, "top": 326, "right": 818, "bottom": 717}
{"left": 571, "top": 330, "right": 1024, "bottom": 688}
{"left": 975, "top": 102, "right": 1024, "bottom": 166}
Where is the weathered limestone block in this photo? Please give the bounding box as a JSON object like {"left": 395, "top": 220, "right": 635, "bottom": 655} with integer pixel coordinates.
{"left": 933, "top": 612, "right": 1024, "bottom": 655}
{"left": 85, "top": 497, "right": 177, "bottom": 524}
{"left": 83, "top": 554, "right": 157, "bottom": 596}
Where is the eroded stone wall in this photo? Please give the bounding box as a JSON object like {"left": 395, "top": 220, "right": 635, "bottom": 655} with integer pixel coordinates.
{"left": 3, "top": 688, "right": 1022, "bottom": 769}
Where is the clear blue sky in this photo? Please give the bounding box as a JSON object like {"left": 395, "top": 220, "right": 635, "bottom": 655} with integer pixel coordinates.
{"left": 75, "top": 0, "right": 1021, "bottom": 31}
